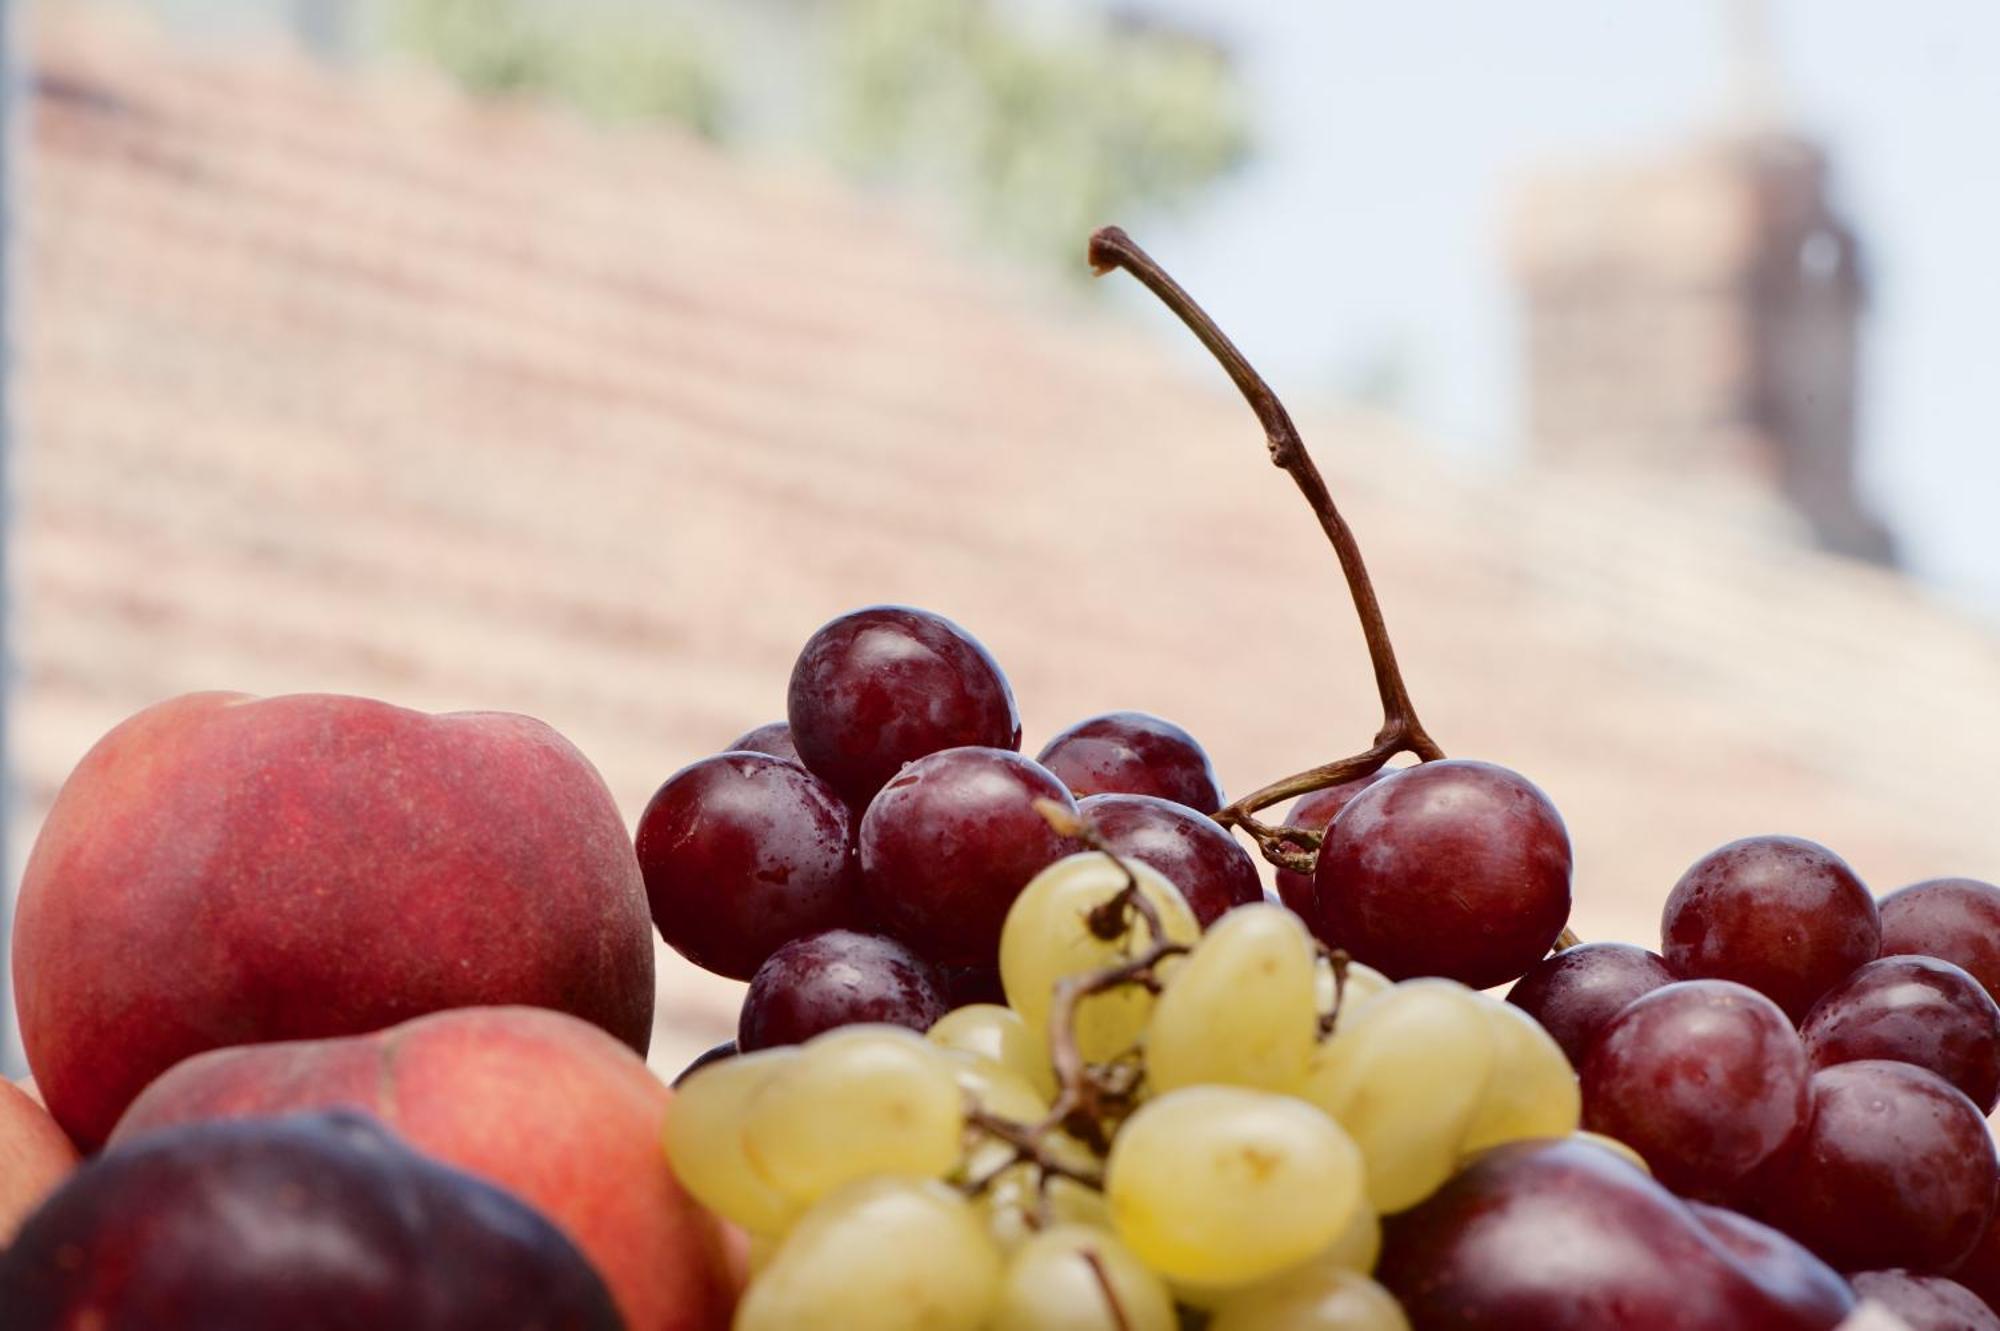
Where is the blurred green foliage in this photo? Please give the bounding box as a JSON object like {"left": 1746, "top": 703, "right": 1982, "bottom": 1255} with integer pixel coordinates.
{"left": 390, "top": 0, "right": 1249, "bottom": 268}
{"left": 390, "top": 0, "right": 729, "bottom": 137}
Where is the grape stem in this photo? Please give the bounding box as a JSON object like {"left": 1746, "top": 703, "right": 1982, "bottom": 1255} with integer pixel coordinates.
{"left": 1087, "top": 226, "right": 1445, "bottom": 869}
{"left": 1080, "top": 1249, "right": 1135, "bottom": 1331}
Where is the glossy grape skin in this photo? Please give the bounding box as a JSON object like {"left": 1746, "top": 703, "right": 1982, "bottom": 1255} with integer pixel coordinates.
{"left": 1076, "top": 793, "right": 1262, "bottom": 927}
{"left": 738, "top": 930, "right": 947, "bottom": 1051}
{"left": 636, "top": 752, "right": 864, "bottom": 980}
{"left": 1878, "top": 877, "right": 2000, "bottom": 1006}
{"left": 1272, "top": 772, "right": 1395, "bottom": 922}
{"left": 1847, "top": 1272, "right": 2000, "bottom": 1331}
{"left": 1036, "top": 712, "right": 1224, "bottom": 814}
{"left": 1758, "top": 1060, "right": 1998, "bottom": 1273}
{"left": 1313, "top": 760, "right": 1572, "bottom": 989}
{"left": 1378, "top": 1138, "right": 1852, "bottom": 1331}
{"left": 1506, "top": 942, "right": 1679, "bottom": 1066}
{"left": 1580, "top": 980, "right": 1810, "bottom": 1202}
{"left": 787, "top": 606, "right": 1020, "bottom": 807}
{"left": 1686, "top": 1205, "right": 1854, "bottom": 1330}
{"left": 727, "top": 722, "right": 802, "bottom": 765}
{"left": 1661, "top": 835, "right": 1880, "bottom": 1022}
{"left": 858, "top": 748, "right": 1079, "bottom": 966}
{"left": 1800, "top": 954, "right": 2000, "bottom": 1112}
{"left": 1950, "top": 1208, "right": 2000, "bottom": 1317}
{"left": 940, "top": 965, "right": 1008, "bottom": 1009}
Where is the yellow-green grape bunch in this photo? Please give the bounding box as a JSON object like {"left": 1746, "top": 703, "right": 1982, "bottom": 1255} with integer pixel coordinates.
{"left": 1147, "top": 903, "right": 1319, "bottom": 1095}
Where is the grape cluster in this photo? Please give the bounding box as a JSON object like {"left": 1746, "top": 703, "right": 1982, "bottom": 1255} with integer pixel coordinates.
{"left": 637, "top": 605, "right": 1263, "bottom": 1057}
{"left": 1509, "top": 846, "right": 2000, "bottom": 1322}
{"left": 669, "top": 847, "right": 1591, "bottom": 1331}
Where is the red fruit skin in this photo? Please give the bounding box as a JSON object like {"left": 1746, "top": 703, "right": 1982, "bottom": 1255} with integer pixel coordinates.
{"left": 1313, "top": 760, "right": 1572, "bottom": 989}
{"left": 0, "top": 1081, "right": 77, "bottom": 1245}
{"left": 1952, "top": 1206, "right": 2000, "bottom": 1317}
{"left": 1661, "top": 835, "right": 1880, "bottom": 1022}
{"left": 1377, "top": 1138, "right": 1851, "bottom": 1331}
{"left": 1879, "top": 877, "right": 2000, "bottom": 1007}
{"left": 111, "top": 1006, "right": 737, "bottom": 1331}
{"left": 1848, "top": 1272, "right": 2000, "bottom": 1331}
{"left": 1076, "top": 793, "right": 1262, "bottom": 928}
{"left": 1506, "top": 942, "right": 1679, "bottom": 1067}
{"left": 1036, "top": 712, "right": 1223, "bottom": 814}
{"left": 724, "top": 722, "right": 801, "bottom": 765}
{"left": 13, "top": 692, "right": 655, "bottom": 1150}
{"left": 1800, "top": 954, "right": 2000, "bottom": 1113}
{"left": 1581, "top": 980, "right": 1811, "bottom": 1202}
{"left": 1687, "top": 1204, "right": 1855, "bottom": 1329}
{"left": 1758, "top": 1060, "right": 1999, "bottom": 1274}
{"left": 1271, "top": 771, "right": 1393, "bottom": 924}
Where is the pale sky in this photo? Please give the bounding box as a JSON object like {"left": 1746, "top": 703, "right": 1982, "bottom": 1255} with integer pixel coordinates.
{"left": 1116, "top": 0, "right": 2000, "bottom": 613}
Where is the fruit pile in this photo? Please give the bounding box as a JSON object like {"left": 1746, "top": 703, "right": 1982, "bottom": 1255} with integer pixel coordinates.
{"left": 0, "top": 225, "right": 1993, "bottom": 1331}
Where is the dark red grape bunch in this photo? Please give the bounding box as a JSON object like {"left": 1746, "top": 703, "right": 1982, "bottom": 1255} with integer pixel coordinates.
{"left": 1660, "top": 835, "right": 1880, "bottom": 1022}
{"left": 787, "top": 605, "right": 1020, "bottom": 808}
{"left": 1075, "top": 793, "right": 1262, "bottom": 927}
{"left": 738, "top": 929, "right": 947, "bottom": 1051}
{"left": 636, "top": 751, "right": 865, "bottom": 981}
{"left": 1036, "top": 711, "right": 1224, "bottom": 814}
{"left": 1313, "top": 759, "right": 1573, "bottom": 989}
{"left": 1506, "top": 941, "right": 1679, "bottom": 1066}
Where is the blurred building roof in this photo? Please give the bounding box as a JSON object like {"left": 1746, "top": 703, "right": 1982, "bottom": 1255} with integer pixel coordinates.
{"left": 17, "top": 7, "right": 2000, "bottom": 1069}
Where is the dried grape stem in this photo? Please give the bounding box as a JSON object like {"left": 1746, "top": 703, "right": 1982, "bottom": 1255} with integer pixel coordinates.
{"left": 1088, "top": 226, "right": 1443, "bottom": 868}
{"left": 1082, "top": 1248, "right": 1135, "bottom": 1331}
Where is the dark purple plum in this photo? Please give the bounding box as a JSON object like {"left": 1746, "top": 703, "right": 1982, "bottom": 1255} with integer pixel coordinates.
{"left": 738, "top": 930, "right": 947, "bottom": 1050}
{"left": 725, "top": 721, "right": 801, "bottom": 765}
{"left": 0, "top": 1111, "right": 622, "bottom": 1331}
{"left": 1758, "top": 1060, "right": 1998, "bottom": 1273}
{"left": 1076, "top": 793, "right": 1261, "bottom": 928}
{"left": 1848, "top": 1272, "right": 2000, "bottom": 1331}
{"left": 1036, "top": 712, "right": 1223, "bottom": 814}
{"left": 1801, "top": 954, "right": 2000, "bottom": 1112}
{"left": 1661, "top": 835, "right": 1880, "bottom": 1022}
{"left": 858, "top": 747, "right": 1078, "bottom": 966}
{"left": 1581, "top": 980, "right": 1810, "bottom": 1202}
{"left": 1271, "top": 770, "right": 1396, "bottom": 923}
{"left": 635, "top": 751, "right": 863, "bottom": 980}
{"left": 787, "top": 606, "right": 1019, "bottom": 807}
{"left": 1507, "top": 942, "right": 1679, "bottom": 1066}
{"left": 1879, "top": 877, "right": 2000, "bottom": 1007}
{"left": 1377, "top": 1138, "right": 1851, "bottom": 1331}
{"left": 1313, "top": 760, "right": 1571, "bottom": 988}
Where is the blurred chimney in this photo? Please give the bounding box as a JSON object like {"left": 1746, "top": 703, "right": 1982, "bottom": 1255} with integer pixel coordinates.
{"left": 1509, "top": 3, "right": 1895, "bottom": 565}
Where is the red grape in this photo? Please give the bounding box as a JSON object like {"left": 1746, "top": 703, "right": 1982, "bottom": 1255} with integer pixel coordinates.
{"left": 1848, "top": 1272, "right": 2000, "bottom": 1331}
{"left": 1507, "top": 942, "right": 1679, "bottom": 1066}
{"left": 725, "top": 722, "right": 801, "bottom": 765}
{"left": 1688, "top": 1204, "right": 1855, "bottom": 1329}
{"left": 1581, "top": 980, "right": 1810, "bottom": 1201}
{"left": 857, "top": 747, "right": 1078, "bottom": 966}
{"left": 1952, "top": 1208, "right": 2000, "bottom": 1316}
{"left": 1377, "top": 1138, "right": 1852, "bottom": 1330}
{"left": 1035, "top": 712, "right": 1223, "bottom": 814}
{"left": 1313, "top": 760, "right": 1572, "bottom": 988}
{"left": 787, "top": 606, "right": 1020, "bottom": 807}
{"left": 1759, "top": 1061, "right": 1998, "bottom": 1273}
{"left": 635, "top": 752, "right": 864, "bottom": 981}
{"left": 737, "top": 930, "right": 947, "bottom": 1051}
{"left": 1879, "top": 877, "right": 2000, "bottom": 1007}
{"left": 1075, "top": 793, "right": 1261, "bottom": 927}
{"left": 1271, "top": 770, "right": 1395, "bottom": 922}
{"left": 1661, "top": 835, "right": 1880, "bottom": 1022}
{"left": 939, "top": 965, "right": 1007, "bottom": 1009}
{"left": 1801, "top": 954, "right": 2000, "bottom": 1112}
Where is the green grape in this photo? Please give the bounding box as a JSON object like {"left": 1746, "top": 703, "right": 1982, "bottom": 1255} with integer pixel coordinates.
{"left": 743, "top": 1025, "right": 963, "bottom": 1204}
{"left": 1148, "top": 903, "right": 1318, "bottom": 1095}
{"left": 1106, "top": 1086, "right": 1364, "bottom": 1287}
{"left": 1457, "top": 992, "right": 1580, "bottom": 1154}
{"left": 948, "top": 1053, "right": 1054, "bottom": 1180}
{"left": 661, "top": 1047, "right": 800, "bottom": 1234}
{"left": 1209, "top": 1265, "right": 1412, "bottom": 1331}
{"left": 736, "top": 1176, "right": 1002, "bottom": 1331}
{"left": 929, "top": 1003, "right": 1057, "bottom": 1098}
{"left": 989, "top": 1223, "right": 1177, "bottom": 1331}
{"left": 1316, "top": 957, "right": 1393, "bottom": 1034}
{"left": 1173, "top": 1197, "right": 1381, "bottom": 1310}
{"left": 977, "top": 1164, "right": 1111, "bottom": 1251}
{"left": 1301, "top": 979, "right": 1497, "bottom": 1213}
{"left": 1000, "top": 853, "right": 1200, "bottom": 1064}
